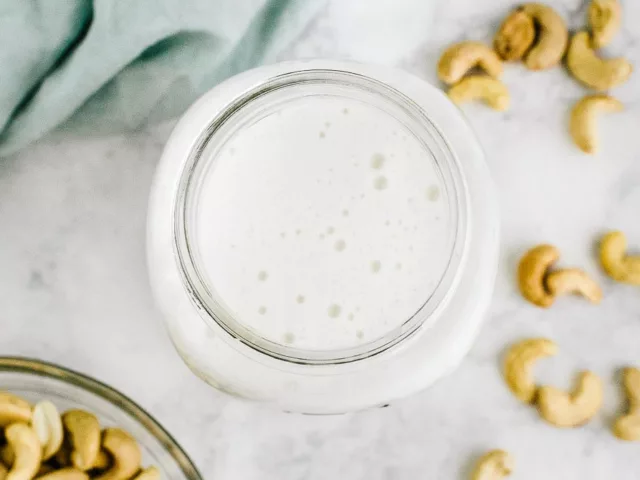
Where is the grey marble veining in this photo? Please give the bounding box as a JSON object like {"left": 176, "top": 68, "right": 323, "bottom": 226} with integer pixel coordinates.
{"left": 1, "top": 1, "right": 640, "bottom": 478}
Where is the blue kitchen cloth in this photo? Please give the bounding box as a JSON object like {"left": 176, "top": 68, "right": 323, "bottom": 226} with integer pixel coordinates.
{"left": 0, "top": 0, "right": 324, "bottom": 156}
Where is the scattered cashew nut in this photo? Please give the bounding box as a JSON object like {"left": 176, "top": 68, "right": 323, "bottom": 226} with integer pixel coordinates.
{"left": 600, "top": 231, "right": 640, "bottom": 285}
{"left": 545, "top": 268, "right": 602, "bottom": 304}
{"left": 437, "top": 42, "right": 503, "bottom": 85}
{"left": 567, "top": 31, "right": 632, "bottom": 91}
{"left": 94, "top": 429, "right": 141, "bottom": 480}
{"left": 36, "top": 468, "right": 89, "bottom": 480}
{"left": 61, "top": 410, "right": 100, "bottom": 471}
{"left": 448, "top": 77, "right": 510, "bottom": 111}
{"left": 520, "top": 3, "right": 569, "bottom": 70}
{"left": 504, "top": 338, "right": 558, "bottom": 404}
{"left": 132, "top": 467, "right": 160, "bottom": 480}
{"left": 518, "top": 244, "right": 559, "bottom": 307}
{"left": 537, "top": 371, "right": 603, "bottom": 427}
{"left": 569, "top": 94, "right": 623, "bottom": 154}
{"left": 494, "top": 9, "right": 535, "bottom": 61}
{"left": 589, "top": 0, "right": 622, "bottom": 49}
{"left": 471, "top": 450, "right": 513, "bottom": 480}
{"left": 518, "top": 245, "right": 600, "bottom": 306}
{"left": 613, "top": 367, "right": 640, "bottom": 441}
{"left": 0, "top": 393, "right": 32, "bottom": 427}
{"left": 5, "top": 423, "right": 41, "bottom": 480}
{"left": 31, "top": 401, "right": 64, "bottom": 461}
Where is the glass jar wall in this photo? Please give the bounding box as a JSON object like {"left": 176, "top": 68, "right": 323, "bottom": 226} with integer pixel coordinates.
{"left": 147, "top": 60, "right": 499, "bottom": 414}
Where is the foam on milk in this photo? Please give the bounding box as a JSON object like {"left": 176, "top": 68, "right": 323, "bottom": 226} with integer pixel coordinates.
{"left": 194, "top": 96, "right": 450, "bottom": 352}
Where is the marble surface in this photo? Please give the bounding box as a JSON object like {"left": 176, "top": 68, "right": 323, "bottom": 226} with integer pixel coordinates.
{"left": 1, "top": 0, "right": 640, "bottom": 478}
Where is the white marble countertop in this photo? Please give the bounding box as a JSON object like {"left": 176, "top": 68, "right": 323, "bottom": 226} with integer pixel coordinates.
{"left": 1, "top": 0, "right": 639, "bottom": 478}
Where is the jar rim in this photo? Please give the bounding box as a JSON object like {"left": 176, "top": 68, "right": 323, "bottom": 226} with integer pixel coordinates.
{"left": 173, "top": 67, "right": 470, "bottom": 365}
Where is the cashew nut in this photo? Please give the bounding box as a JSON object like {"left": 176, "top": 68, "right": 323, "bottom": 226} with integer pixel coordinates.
{"left": 567, "top": 31, "right": 632, "bottom": 91}
{"left": 0, "top": 448, "right": 13, "bottom": 468}
{"left": 517, "top": 245, "right": 559, "bottom": 308}
{"left": 36, "top": 468, "right": 89, "bottom": 480}
{"left": 0, "top": 463, "right": 7, "bottom": 480}
{"left": 92, "top": 451, "right": 111, "bottom": 471}
{"left": 504, "top": 338, "right": 558, "bottom": 404}
{"left": 494, "top": 10, "right": 535, "bottom": 61}
{"left": 470, "top": 450, "right": 513, "bottom": 480}
{"left": 448, "top": 77, "right": 510, "bottom": 111}
{"left": 94, "top": 429, "right": 141, "bottom": 480}
{"left": 0, "top": 393, "right": 32, "bottom": 427}
{"left": 520, "top": 3, "right": 569, "bottom": 70}
{"left": 600, "top": 231, "right": 640, "bottom": 285}
{"left": 589, "top": 0, "right": 622, "bottom": 49}
{"left": 53, "top": 446, "right": 108, "bottom": 471}
{"left": 537, "top": 371, "right": 603, "bottom": 427}
{"left": 570, "top": 94, "right": 623, "bottom": 154}
{"left": 613, "top": 367, "right": 640, "bottom": 441}
{"left": 545, "top": 268, "right": 602, "bottom": 304}
{"left": 35, "top": 464, "right": 55, "bottom": 477}
{"left": 61, "top": 411, "right": 100, "bottom": 471}
{"left": 5, "top": 423, "right": 41, "bottom": 480}
{"left": 437, "top": 42, "right": 503, "bottom": 85}
{"left": 31, "top": 401, "right": 63, "bottom": 461}
{"left": 53, "top": 445, "right": 70, "bottom": 469}
{"left": 132, "top": 467, "right": 160, "bottom": 480}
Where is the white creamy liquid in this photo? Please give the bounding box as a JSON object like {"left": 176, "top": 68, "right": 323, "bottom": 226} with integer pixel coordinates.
{"left": 194, "top": 96, "right": 451, "bottom": 352}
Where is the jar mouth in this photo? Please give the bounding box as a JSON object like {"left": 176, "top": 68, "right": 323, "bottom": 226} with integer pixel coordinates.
{"left": 173, "top": 68, "right": 469, "bottom": 365}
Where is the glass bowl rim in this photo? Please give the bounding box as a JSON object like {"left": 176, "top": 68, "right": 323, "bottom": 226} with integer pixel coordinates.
{"left": 0, "top": 356, "right": 203, "bottom": 480}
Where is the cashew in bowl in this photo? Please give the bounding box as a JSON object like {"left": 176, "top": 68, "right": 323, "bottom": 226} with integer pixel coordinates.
{"left": 0, "top": 392, "right": 160, "bottom": 480}
{"left": 5, "top": 423, "right": 41, "bottom": 480}
{"left": 448, "top": 77, "right": 510, "bottom": 111}
{"left": 517, "top": 244, "right": 559, "bottom": 307}
{"left": 471, "top": 449, "right": 513, "bottom": 480}
{"left": 94, "top": 428, "right": 141, "bottom": 480}
{"left": 567, "top": 31, "right": 632, "bottom": 91}
{"left": 600, "top": 231, "right": 640, "bottom": 285}
{"left": 36, "top": 465, "right": 56, "bottom": 477}
{"left": 133, "top": 467, "right": 160, "bottom": 480}
{"left": 504, "top": 338, "right": 558, "bottom": 404}
{"left": 437, "top": 42, "right": 503, "bottom": 85}
{"left": 589, "top": 0, "right": 622, "bottom": 49}
{"left": 0, "top": 393, "right": 32, "bottom": 427}
{"left": 494, "top": 10, "right": 535, "bottom": 61}
{"left": 520, "top": 3, "right": 569, "bottom": 70}
{"left": 62, "top": 410, "right": 101, "bottom": 471}
{"left": 537, "top": 371, "right": 603, "bottom": 427}
{"left": 92, "top": 450, "right": 111, "bottom": 470}
{"left": 545, "top": 269, "right": 602, "bottom": 304}
{"left": 613, "top": 367, "right": 640, "bottom": 441}
{"left": 569, "top": 94, "right": 623, "bottom": 154}
{"left": 31, "top": 401, "right": 64, "bottom": 461}
{"left": 0, "top": 446, "right": 13, "bottom": 467}
{"left": 37, "top": 468, "right": 89, "bottom": 480}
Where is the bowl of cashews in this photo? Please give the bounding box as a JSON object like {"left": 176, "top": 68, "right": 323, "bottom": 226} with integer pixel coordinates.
{"left": 0, "top": 358, "right": 201, "bottom": 480}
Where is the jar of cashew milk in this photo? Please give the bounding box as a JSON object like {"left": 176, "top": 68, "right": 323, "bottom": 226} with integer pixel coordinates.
{"left": 147, "top": 60, "right": 499, "bottom": 413}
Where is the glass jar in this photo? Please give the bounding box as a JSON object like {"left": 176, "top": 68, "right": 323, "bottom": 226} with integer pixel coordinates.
{"left": 147, "top": 60, "right": 499, "bottom": 414}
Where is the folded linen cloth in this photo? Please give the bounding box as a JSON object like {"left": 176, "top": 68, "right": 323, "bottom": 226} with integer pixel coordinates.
{"left": 0, "top": 0, "right": 323, "bottom": 156}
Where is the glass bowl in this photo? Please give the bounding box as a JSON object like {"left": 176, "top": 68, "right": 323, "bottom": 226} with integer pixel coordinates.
{"left": 0, "top": 357, "right": 202, "bottom": 480}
